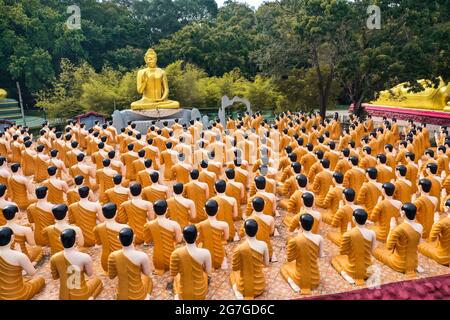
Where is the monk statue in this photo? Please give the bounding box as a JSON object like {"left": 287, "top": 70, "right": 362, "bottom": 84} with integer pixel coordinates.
{"left": 196, "top": 199, "right": 229, "bottom": 269}
{"left": 108, "top": 228, "right": 153, "bottom": 300}
{"left": 288, "top": 192, "right": 321, "bottom": 234}
{"left": 0, "top": 226, "right": 45, "bottom": 300}
{"left": 0, "top": 184, "right": 16, "bottom": 226}
{"left": 374, "top": 203, "right": 423, "bottom": 278}
{"left": 321, "top": 172, "right": 344, "bottom": 223}
{"left": 343, "top": 156, "right": 366, "bottom": 199}
{"left": 183, "top": 169, "right": 209, "bottom": 223}
{"left": 118, "top": 183, "right": 154, "bottom": 244}
{"left": 26, "top": 186, "right": 54, "bottom": 246}
{"left": 230, "top": 219, "right": 269, "bottom": 300}
{"left": 166, "top": 183, "right": 196, "bottom": 230}
{"left": 94, "top": 203, "right": 128, "bottom": 273}
{"left": 43, "top": 166, "right": 69, "bottom": 205}
{"left": 284, "top": 174, "right": 309, "bottom": 226}
{"left": 331, "top": 209, "right": 376, "bottom": 285}
{"left": 104, "top": 174, "right": 130, "bottom": 208}
{"left": 418, "top": 198, "right": 450, "bottom": 266}
{"left": 43, "top": 204, "right": 84, "bottom": 256}
{"left": 211, "top": 179, "right": 238, "bottom": 241}
{"left": 131, "top": 48, "right": 180, "bottom": 110}
{"left": 393, "top": 165, "right": 413, "bottom": 203}
{"left": 68, "top": 186, "right": 103, "bottom": 247}
{"left": 143, "top": 200, "right": 182, "bottom": 275}
{"left": 51, "top": 229, "right": 103, "bottom": 300}
{"left": 3, "top": 205, "right": 43, "bottom": 265}
{"left": 356, "top": 167, "right": 382, "bottom": 216}
{"left": 225, "top": 168, "right": 245, "bottom": 220}
{"left": 413, "top": 179, "right": 438, "bottom": 239}
{"left": 136, "top": 159, "right": 155, "bottom": 188}
{"left": 326, "top": 188, "right": 361, "bottom": 246}
{"left": 311, "top": 158, "right": 333, "bottom": 208}
{"left": 369, "top": 182, "right": 402, "bottom": 242}
{"left": 281, "top": 213, "right": 324, "bottom": 294}
{"left": 9, "top": 163, "right": 36, "bottom": 210}
{"left": 170, "top": 225, "right": 211, "bottom": 300}
{"left": 142, "top": 171, "right": 169, "bottom": 203}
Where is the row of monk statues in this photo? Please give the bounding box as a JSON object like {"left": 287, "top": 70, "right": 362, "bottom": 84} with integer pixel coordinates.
{"left": 0, "top": 110, "right": 449, "bottom": 300}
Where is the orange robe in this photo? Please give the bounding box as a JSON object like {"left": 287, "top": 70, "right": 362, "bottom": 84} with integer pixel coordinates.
{"left": 196, "top": 220, "right": 226, "bottom": 269}
{"left": 280, "top": 234, "right": 320, "bottom": 295}
{"left": 118, "top": 201, "right": 148, "bottom": 244}
{"left": 108, "top": 250, "right": 153, "bottom": 300}
{"left": 27, "top": 204, "right": 55, "bottom": 246}
{"left": 94, "top": 223, "right": 122, "bottom": 272}
{"left": 370, "top": 200, "right": 400, "bottom": 242}
{"left": 418, "top": 217, "right": 450, "bottom": 266}
{"left": 170, "top": 247, "right": 208, "bottom": 300}
{"left": 143, "top": 221, "right": 176, "bottom": 274}
{"left": 0, "top": 256, "right": 45, "bottom": 300}
{"left": 68, "top": 203, "right": 97, "bottom": 247}
{"left": 230, "top": 241, "right": 265, "bottom": 299}
{"left": 183, "top": 182, "right": 207, "bottom": 223}
{"left": 331, "top": 228, "right": 373, "bottom": 285}
{"left": 50, "top": 253, "right": 103, "bottom": 300}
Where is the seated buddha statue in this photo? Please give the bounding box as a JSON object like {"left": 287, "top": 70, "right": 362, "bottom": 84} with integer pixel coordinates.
{"left": 241, "top": 197, "right": 277, "bottom": 262}
{"left": 414, "top": 179, "right": 438, "bottom": 239}
{"left": 343, "top": 157, "right": 366, "bottom": 199}
{"left": 3, "top": 205, "right": 43, "bottom": 265}
{"left": 108, "top": 150, "right": 127, "bottom": 183}
{"left": 0, "top": 157, "right": 12, "bottom": 196}
{"left": 183, "top": 169, "right": 209, "bottom": 223}
{"left": 108, "top": 228, "right": 153, "bottom": 300}
{"left": 196, "top": 199, "right": 229, "bottom": 270}
{"left": 311, "top": 159, "right": 333, "bottom": 208}
{"left": 418, "top": 198, "right": 450, "bottom": 266}
{"left": 369, "top": 182, "right": 402, "bottom": 242}
{"left": 143, "top": 139, "right": 160, "bottom": 170}
{"left": 166, "top": 183, "right": 196, "bottom": 230}
{"left": 143, "top": 200, "right": 181, "bottom": 275}
{"left": 281, "top": 213, "right": 323, "bottom": 294}
{"left": 43, "top": 204, "right": 84, "bottom": 257}
{"left": 356, "top": 167, "right": 382, "bottom": 216}
{"left": 26, "top": 186, "right": 54, "bottom": 246}
{"left": 288, "top": 192, "right": 321, "bottom": 234}
{"left": 142, "top": 171, "right": 169, "bottom": 203}
{"left": 327, "top": 188, "right": 360, "bottom": 246}
{"left": 8, "top": 163, "right": 36, "bottom": 210}
{"left": 43, "top": 166, "right": 69, "bottom": 205}
{"left": 423, "top": 162, "right": 442, "bottom": 204}
{"left": 211, "top": 179, "right": 238, "bottom": 241}
{"left": 331, "top": 209, "right": 376, "bottom": 285}
{"left": 51, "top": 229, "right": 103, "bottom": 300}
{"left": 93, "top": 202, "right": 129, "bottom": 273}
{"left": 131, "top": 48, "right": 179, "bottom": 110}
{"left": 0, "top": 226, "right": 45, "bottom": 300}
{"left": 230, "top": 219, "right": 269, "bottom": 300}
{"left": 374, "top": 203, "right": 423, "bottom": 277}
{"left": 68, "top": 186, "right": 103, "bottom": 247}
{"left": 170, "top": 225, "right": 211, "bottom": 300}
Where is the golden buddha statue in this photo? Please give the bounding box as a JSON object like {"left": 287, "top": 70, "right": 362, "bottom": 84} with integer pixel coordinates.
{"left": 371, "top": 77, "right": 450, "bottom": 112}
{"left": 131, "top": 49, "right": 180, "bottom": 110}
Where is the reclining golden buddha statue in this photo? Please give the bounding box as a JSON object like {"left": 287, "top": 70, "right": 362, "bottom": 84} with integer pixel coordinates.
{"left": 371, "top": 77, "right": 450, "bottom": 112}
{"left": 131, "top": 49, "right": 180, "bottom": 110}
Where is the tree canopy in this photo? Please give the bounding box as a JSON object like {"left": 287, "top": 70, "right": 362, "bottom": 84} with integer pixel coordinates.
{"left": 0, "top": 0, "right": 448, "bottom": 118}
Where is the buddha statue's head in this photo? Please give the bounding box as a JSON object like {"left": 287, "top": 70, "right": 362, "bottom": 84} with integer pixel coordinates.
{"left": 144, "top": 49, "right": 157, "bottom": 68}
